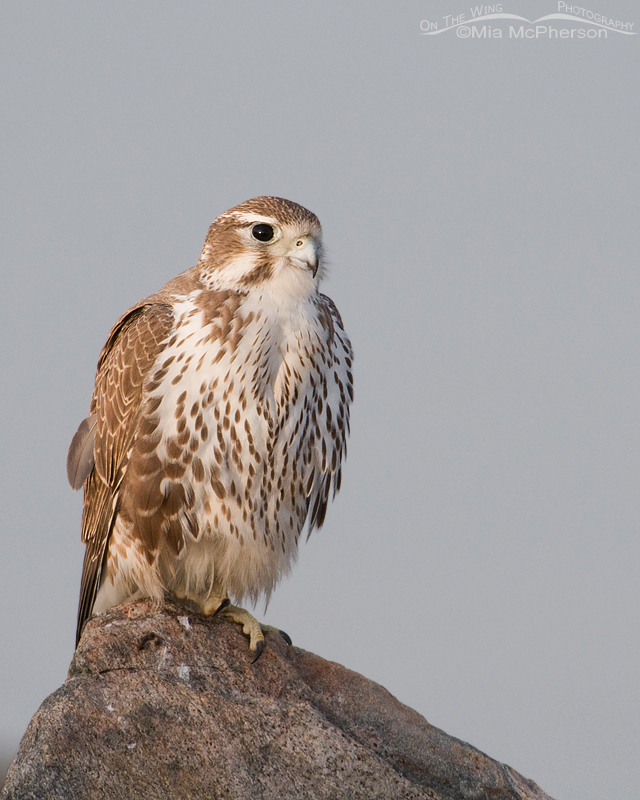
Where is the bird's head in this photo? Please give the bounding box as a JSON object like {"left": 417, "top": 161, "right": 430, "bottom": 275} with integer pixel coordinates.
{"left": 197, "top": 197, "right": 324, "bottom": 297}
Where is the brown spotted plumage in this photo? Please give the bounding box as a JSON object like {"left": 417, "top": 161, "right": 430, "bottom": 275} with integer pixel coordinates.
{"left": 68, "top": 197, "right": 353, "bottom": 650}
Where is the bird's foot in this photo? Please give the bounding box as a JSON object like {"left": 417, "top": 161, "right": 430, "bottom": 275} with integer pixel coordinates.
{"left": 218, "top": 604, "right": 266, "bottom": 661}
{"left": 200, "top": 595, "right": 291, "bottom": 660}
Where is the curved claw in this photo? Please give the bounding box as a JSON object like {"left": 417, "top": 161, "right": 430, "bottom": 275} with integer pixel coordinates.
{"left": 251, "top": 639, "right": 266, "bottom": 663}
{"left": 279, "top": 629, "right": 293, "bottom": 646}
{"left": 213, "top": 598, "right": 230, "bottom": 616}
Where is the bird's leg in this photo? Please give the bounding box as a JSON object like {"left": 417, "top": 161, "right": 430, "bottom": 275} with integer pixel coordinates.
{"left": 173, "top": 587, "right": 221, "bottom": 611}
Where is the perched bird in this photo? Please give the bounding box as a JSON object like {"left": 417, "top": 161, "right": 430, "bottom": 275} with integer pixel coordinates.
{"left": 67, "top": 197, "right": 353, "bottom": 656}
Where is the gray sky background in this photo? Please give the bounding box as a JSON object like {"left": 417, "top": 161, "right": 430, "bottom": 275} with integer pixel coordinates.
{"left": 1, "top": 2, "right": 638, "bottom": 798}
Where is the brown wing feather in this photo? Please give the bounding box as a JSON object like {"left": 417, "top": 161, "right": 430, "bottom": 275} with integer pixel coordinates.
{"left": 75, "top": 302, "right": 175, "bottom": 645}
{"left": 76, "top": 472, "right": 115, "bottom": 644}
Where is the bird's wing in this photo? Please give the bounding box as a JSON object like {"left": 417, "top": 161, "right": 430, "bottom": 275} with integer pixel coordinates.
{"left": 306, "top": 293, "right": 354, "bottom": 534}
{"left": 71, "top": 302, "right": 175, "bottom": 644}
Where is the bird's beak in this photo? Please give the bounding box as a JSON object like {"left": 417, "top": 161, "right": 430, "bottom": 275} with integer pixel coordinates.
{"left": 288, "top": 239, "right": 319, "bottom": 278}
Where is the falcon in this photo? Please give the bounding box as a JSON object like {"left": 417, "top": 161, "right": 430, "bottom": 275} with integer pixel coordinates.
{"left": 67, "top": 197, "right": 353, "bottom": 657}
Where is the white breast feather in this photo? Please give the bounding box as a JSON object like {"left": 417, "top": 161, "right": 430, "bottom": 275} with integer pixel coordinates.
{"left": 146, "top": 289, "right": 350, "bottom": 605}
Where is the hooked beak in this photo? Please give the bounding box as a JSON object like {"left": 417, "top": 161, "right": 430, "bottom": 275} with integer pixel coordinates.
{"left": 288, "top": 238, "right": 319, "bottom": 278}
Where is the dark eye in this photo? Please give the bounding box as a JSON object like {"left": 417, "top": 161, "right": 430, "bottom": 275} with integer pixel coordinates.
{"left": 251, "top": 224, "right": 274, "bottom": 242}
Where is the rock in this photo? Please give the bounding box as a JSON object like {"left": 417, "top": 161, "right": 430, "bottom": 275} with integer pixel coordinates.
{"left": 1, "top": 601, "right": 555, "bottom": 800}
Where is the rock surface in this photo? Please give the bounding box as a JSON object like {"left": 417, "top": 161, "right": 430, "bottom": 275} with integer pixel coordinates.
{"left": 2, "top": 601, "right": 555, "bottom": 800}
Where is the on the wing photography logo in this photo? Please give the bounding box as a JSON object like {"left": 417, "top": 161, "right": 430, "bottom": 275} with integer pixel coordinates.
{"left": 420, "top": 1, "right": 636, "bottom": 39}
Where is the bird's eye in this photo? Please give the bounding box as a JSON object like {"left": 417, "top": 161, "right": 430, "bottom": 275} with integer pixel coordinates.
{"left": 251, "top": 224, "right": 275, "bottom": 242}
